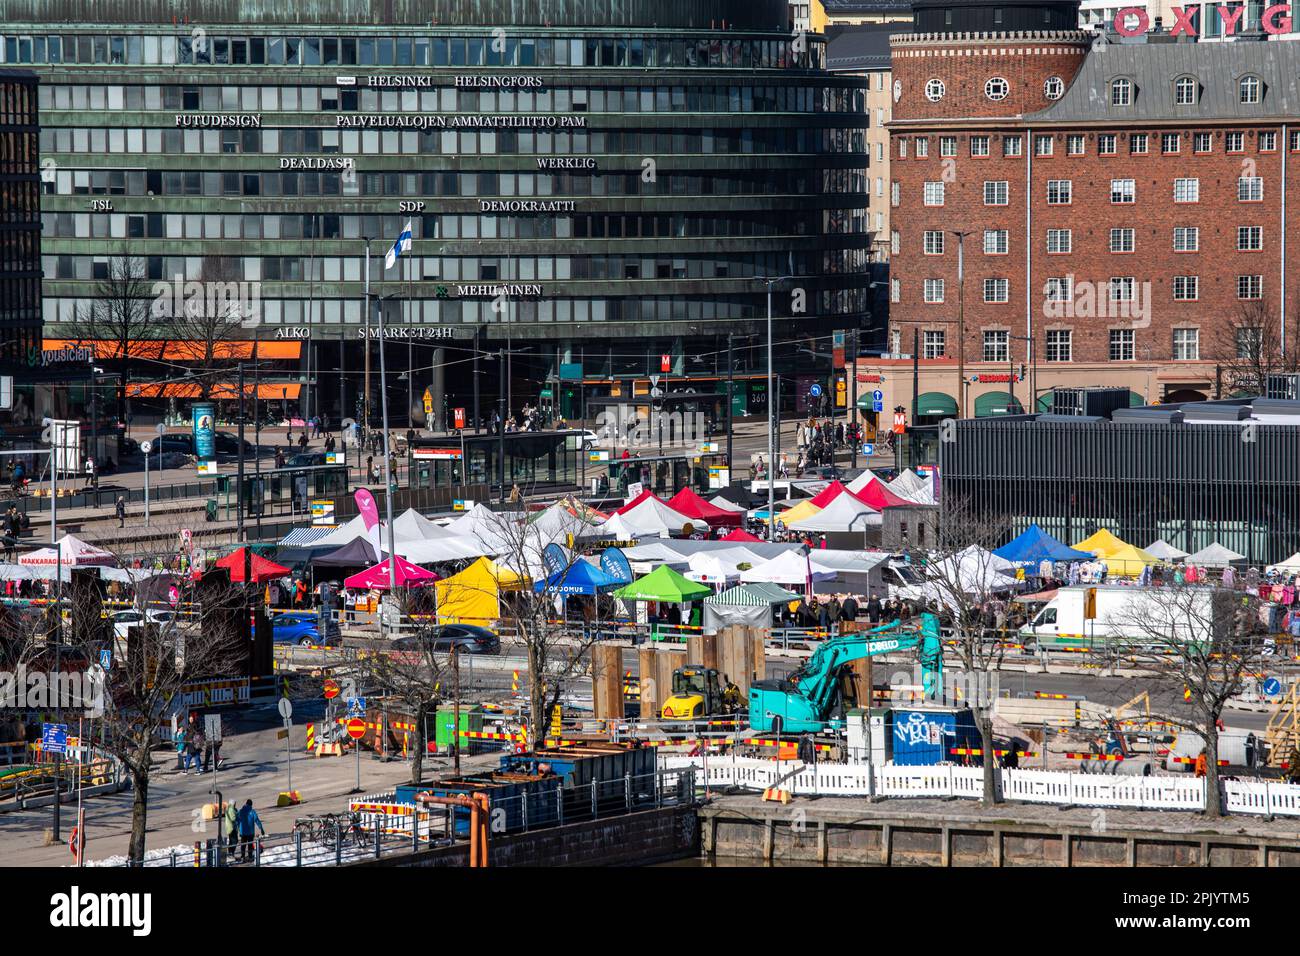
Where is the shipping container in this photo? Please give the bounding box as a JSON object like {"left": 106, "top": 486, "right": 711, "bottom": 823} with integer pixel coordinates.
{"left": 500, "top": 743, "right": 657, "bottom": 792}
{"left": 888, "top": 707, "right": 980, "bottom": 766}
{"left": 396, "top": 771, "right": 562, "bottom": 836}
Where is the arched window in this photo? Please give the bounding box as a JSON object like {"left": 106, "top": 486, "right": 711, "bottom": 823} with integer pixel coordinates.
{"left": 1174, "top": 76, "right": 1198, "bottom": 106}
{"left": 1239, "top": 75, "right": 1261, "bottom": 104}
{"left": 1110, "top": 78, "right": 1133, "bottom": 107}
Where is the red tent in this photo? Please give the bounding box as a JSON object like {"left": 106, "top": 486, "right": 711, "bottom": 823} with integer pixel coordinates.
{"left": 614, "top": 488, "right": 663, "bottom": 514}
{"left": 666, "top": 487, "right": 744, "bottom": 528}
{"left": 809, "top": 480, "right": 853, "bottom": 509}
{"left": 721, "top": 528, "right": 763, "bottom": 543}
{"left": 215, "top": 548, "right": 290, "bottom": 584}
{"left": 853, "top": 475, "right": 914, "bottom": 510}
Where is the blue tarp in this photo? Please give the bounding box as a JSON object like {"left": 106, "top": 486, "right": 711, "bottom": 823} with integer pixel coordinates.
{"left": 533, "top": 560, "right": 623, "bottom": 596}
{"left": 992, "top": 524, "right": 1093, "bottom": 566}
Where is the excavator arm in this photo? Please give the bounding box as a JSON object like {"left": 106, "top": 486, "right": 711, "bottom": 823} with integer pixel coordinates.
{"left": 749, "top": 613, "right": 944, "bottom": 734}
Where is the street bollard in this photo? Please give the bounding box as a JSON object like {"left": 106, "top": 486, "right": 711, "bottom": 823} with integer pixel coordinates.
{"left": 625, "top": 773, "right": 631, "bottom": 810}
{"left": 557, "top": 787, "right": 564, "bottom": 826}
{"left": 295, "top": 830, "right": 303, "bottom": 867}
{"left": 335, "top": 824, "right": 342, "bottom": 866}
{"left": 591, "top": 780, "right": 598, "bottom": 819}
{"left": 522, "top": 792, "right": 529, "bottom": 831}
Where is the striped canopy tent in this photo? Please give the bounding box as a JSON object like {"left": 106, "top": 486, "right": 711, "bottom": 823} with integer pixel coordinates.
{"left": 1074, "top": 528, "right": 1130, "bottom": 558}
{"left": 702, "top": 581, "right": 802, "bottom": 634}
{"left": 277, "top": 526, "right": 335, "bottom": 549}
{"left": 706, "top": 582, "right": 802, "bottom": 606}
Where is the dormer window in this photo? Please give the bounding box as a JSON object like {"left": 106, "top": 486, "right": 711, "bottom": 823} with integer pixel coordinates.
{"left": 1111, "top": 78, "right": 1133, "bottom": 107}
{"left": 1239, "top": 75, "right": 1261, "bottom": 104}
{"left": 1175, "top": 76, "right": 1198, "bottom": 106}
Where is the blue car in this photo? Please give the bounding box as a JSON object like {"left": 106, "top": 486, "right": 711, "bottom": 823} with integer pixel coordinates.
{"left": 272, "top": 612, "right": 341, "bottom": 647}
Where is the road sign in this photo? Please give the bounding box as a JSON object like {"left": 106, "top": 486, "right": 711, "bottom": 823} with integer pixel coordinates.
{"left": 154, "top": 423, "right": 166, "bottom": 436}
{"left": 323, "top": 679, "right": 341, "bottom": 700}
{"left": 862, "top": 443, "right": 875, "bottom": 457}
{"left": 809, "top": 384, "right": 823, "bottom": 399}
{"left": 1264, "top": 677, "right": 1283, "bottom": 698}
{"left": 648, "top": 374, "right": 660, "bottom": 388}
{"left": 892, "top": 411, "right": 907, "bottom": 435}
{"left": 140, "top": 440, "right": 152, "bottom": 454}
{"left": 205, "top": 714, "right": 223, "bottom": 742}
{"left": 872, "top": 401, "right": 884, "bottom": 413}
{"left": 278, "top": 698, "right": 293, "bottom": 720}
{"left": 41, "top": 723, "right": 68, "bottom": 756}
{"left": 99, "top": 649, "right": 111, "bottom": 670}
{"left": 660, "top": 354, "right": 671, "bottom": 373}
{"left": 453, "top": 407, "right": 466, "bottom": 430}
{"left": 872, "top": 389, "right": 884, "bottom": 403}
{"left": 346, "top": 696, "right": 366, "bottom": 717}
{"left": 346, "top": 718, "right": 366, "bottom": 740}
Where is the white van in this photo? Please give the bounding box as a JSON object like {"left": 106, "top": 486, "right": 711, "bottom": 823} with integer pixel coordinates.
{"left": 1020, "top": 585, "right": 1215, "bottom": 648}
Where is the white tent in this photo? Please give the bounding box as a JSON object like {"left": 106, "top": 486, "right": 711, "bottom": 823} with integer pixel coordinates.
{"left": 527, "top": 500, "right": 607, "bottom": 543}
{"left": 1267, "top": 551, "right": 1300, "bottom": 575}
{"left": 787, "top": 492, "right": 881, "bottom": 532}
{"left": 684, "top": 553, "right": 738, "bottom": 586}
{"left": 887, "top": 469, "right": 937, "bottom": 505}
{"left": 1184, "top": 542, "right": 1247, "bottom": 567}
{"left": 740, "top": 549, "right": 836, "bottom": 586}
{"left": 396, "top": 535, "right": 493, "bottom": 565}
{"left": 392, "top": 508, "right": 455, "bottom": 542}
{"left": 18, "top": 534, "right": 116, "bottom": 567}
{"left": 308, "top": 514, "right": 369, "bottom": 549}
{"left": 603, "top": 495, "right": 705, "bottom": 538}
{"left": 923, "top": 545, "right": 1021, "bottom": 605}
{"left": 707, "top": 495, "right": 749, "bottom": 513}
{"left": 1145, "top": 538, "right": 1189, "bottom": 562}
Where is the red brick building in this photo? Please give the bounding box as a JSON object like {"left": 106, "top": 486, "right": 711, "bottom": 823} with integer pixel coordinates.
{"left": 858, "top": 0, "right": 1300, "bottom": 427}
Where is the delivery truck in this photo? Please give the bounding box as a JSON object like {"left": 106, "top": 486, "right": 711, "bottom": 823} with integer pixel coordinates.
{"left": 1018, "top": 585, "right": 1221, "bottom": 649}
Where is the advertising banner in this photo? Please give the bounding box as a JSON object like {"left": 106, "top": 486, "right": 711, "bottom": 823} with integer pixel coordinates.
{"left": 192, "top": 402, "right": 216, "bottom": 460}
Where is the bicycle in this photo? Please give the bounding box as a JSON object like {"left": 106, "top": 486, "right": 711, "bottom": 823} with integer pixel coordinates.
{"left": 293, "top": 811, "right": 368, "bottom": 850}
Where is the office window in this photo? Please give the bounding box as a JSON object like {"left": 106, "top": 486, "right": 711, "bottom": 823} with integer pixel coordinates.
{"left": 915, "top": 137, "right": 928, "bottom": 158}
{"left": 1046, "top": 329, "right": 1072, "bottom": 362}
{"left": 1111, "top": 178, "right": 1135, "bottom": 203}
{"left": 925, "top": 78, "right": 946, "bottom": 101}
{"left": 1291, "top": 130, "right": 1300, "bottom": 152}
{"left": 891, "top": 181, "right": 900, "bottom": 207}
{"left": 1109, "top": 277, "right": 1135, "bottom": 301}
{"left": 1173, "top": 178, "right": 1199, "bottom": 202}
{"left": 1110, "top": 228, "right": 1135, "bottom": 253}
{"left": 983, "top": 180, "right": 1008, "bottom": 205}
{"left": 1237, "top": 326, "right": 1263, "bottom": 359}
{"left": 1172, "top": 328, "right": 1199, "bottom": 360}
{"left": 970, "top": 135, "right": 990, "bottom": 157}
{"left": 1238, "top": 274, "right": 1263, "bottom": 299}
{"left": 1194, "top": 132, "right": 1212, "bottom": 153}
{"left": 923, "top": 181, "right": 944, "bottom": 206}
{"left": 1066, "top": 134, "right": 1085, "bottom": 155}
{"left": 1173, "top": 226, "right": 1199, "bottom": 252}
{"left": 1046, "top": 179, "right": 1071, "bottom": 204}
{"left": 983, "top": 330, "right": 1009, "bottom": 362}
{"left": 1034, "top": 135, "right": 1053, "bottom": 156}
{"left": 898, "top": 137, "right": 908, "bottom": 159}
{"left": 1259, "top": 131, "right": 1276, "bottom": 151}
{"left": 1161, "top": 133, "right": 1180, "bottom": 154}
{"left": 923, "top": 329, "right": 946, "bottom": 358}
{"left": 1003, "top": 135, "right": 1023, "bottom": 157}
{"left": 1044, "top": 277, "right": 1072, "bottom": 301}
{"left": 1226, "top": 131, "right": 1244, "bottom": 152}
{"left": 939, "top": 136, "right": 957, "bottom": 157}
{"left": 983, "top": 278, "right": 1009, "bottom": 303}
{"left": 923, "top": 279, "right": 945, "bottom": 304}
{"left": 891, "top": 278, "right": 900, "bottom": 303}
{"left": 1098, "top": 133, "right": 1116, "bottom": 155}
{"left": 1046, "top": 229, "right": 1071, "bottom": 254}
{"left": 1173, "top": 276, "right": 1199, "bottom": 301}
{"left": 1130, "top": 133, "right": 1148, "bottom": 154}
{"left": 984, "top": 229, "right": 1008, "bottom": 254}
{"left": 984, "top": 76, "right": 1009, "bottom": 101}
{"left": 1238, "top": 177, "right": 1263, "bottom": 201}
{"left": 1237, "top": 225, "right": 1262, "bottom": 251}
{"left": 924, "top": 230, "right": 945, "bottom": 255}
{"left": 1109, "top": 329, "right": 1134, "bottom": 361}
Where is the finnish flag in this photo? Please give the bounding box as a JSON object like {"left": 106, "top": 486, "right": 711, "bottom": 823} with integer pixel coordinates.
{"left": 385, "top": 220, "right": 413, "bottom": 270}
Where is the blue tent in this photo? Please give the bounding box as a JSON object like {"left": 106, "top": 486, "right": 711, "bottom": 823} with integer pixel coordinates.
{"left": 533, "top": 560, "right": 623, "bottom": 596}
{"left": 993, "top": 524, "right": 1093, "bottom": 566}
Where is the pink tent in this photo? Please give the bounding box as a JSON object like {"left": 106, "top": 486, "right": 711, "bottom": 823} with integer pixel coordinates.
{"left": 666, "top": 487, "right": 743, "bottom": 528}
{"left": 344, "top": 556, "right": 440, "bottom": 590}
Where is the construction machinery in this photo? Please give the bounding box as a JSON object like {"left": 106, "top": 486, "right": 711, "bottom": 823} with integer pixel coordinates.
{"left": 749, "top": 614, "right": 944, "bottom": 734}
{"left": 660, "top": 666, "right": 737, "bottom": 720}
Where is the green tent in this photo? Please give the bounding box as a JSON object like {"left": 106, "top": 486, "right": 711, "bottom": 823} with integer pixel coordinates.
{"left": 613, "top": 564, "right": 712, "bottom": 604}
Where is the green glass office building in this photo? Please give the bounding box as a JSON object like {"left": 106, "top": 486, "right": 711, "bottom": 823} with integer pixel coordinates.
{"left": 1, "top": 0, "right": 871, "bottom": 426}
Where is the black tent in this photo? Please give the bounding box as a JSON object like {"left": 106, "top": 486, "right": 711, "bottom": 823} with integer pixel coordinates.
{"left": 313, "top": 538, "right": 380, "bottom": 568}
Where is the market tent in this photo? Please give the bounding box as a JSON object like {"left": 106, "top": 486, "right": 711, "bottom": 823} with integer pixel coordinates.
{"left": 809, "top": 480, "right": 853, "bottom": 509}
{"left": 214, "top": 548, "right": 289, "bottom": 584}
{"left": 444, "top": 503, "right": 522, "bottom": 544}
{"left": 993, "top": 524, "right": 1093, "bottom": 567}
{"left": 527, "top": 498, "right": 609, "bottom": 543}
{"left": 708, "top": 495, "right": 749, "bottom": 513}
{"left": 846, "top": 471, "right": 914, "bottom": 509}
{"left": 308, "top": 514, "right": 370, "bottom": 549}
{"left": 397, "top": 535, "right": 494, "bottom": 565}
{"left": 667, "top": 487, "right": 744, "bottom": 528}
{"left": 344, "top": 556, "right": 440, "bottom": 591}
{"left": 533, "top": 559, "right": 622, "bottom": 596}
{"left": 721, "top": 528, "right": 763, "bottom": 543}
{"left": 605, "top": 491, "right": 705, "bottom": 537}
{"left": 277, "top": 527, "right": 335, "bottom": 549}
{"left": 787, "top": 491, "right": 881, "bottom": 532}
{"left": 1146, "top": 539, "right": 1189, "bottom": 562}
{"left": 887, "top": 469, "right": 937, "bottom": 505}
{"left": 1183, "top": 542, "right": 1247, "bottom": 567}
{"left": 392, "top": 508, "right": 455, "bottom": 542}
{"left": 684, "top": 551, "right": 745, "bottom": 586}
{"left": 612, "top": 564, "right": 712, "bottom": 603}
{"left": 740, "top": 550, "right": 837, "bottom": 586}
{"left": 18, "top": 534, "right": 117, "bottom": 567}
{"left": 1267, "top": 551, "right": 1300, "bottom": 574}
{"left": 313, "top": 537, "right": 380, "bottom": 568}
{"left": 703, "top": 582, "right": 802, "bottom": 633}
{"left": 923, "top": 545, "right": 1021, "bottom": 605}
{"left": 1074, "top": 528, "right": 1130, "bottom": 558}
{"left": 1102, "top": 543, "right": 1157, "bottom": 578}
{"left": 434, "top": 556, "right": 529, "bottom": 624}
{"left": 773, "top": 498, "right": 821, "bottom": 528}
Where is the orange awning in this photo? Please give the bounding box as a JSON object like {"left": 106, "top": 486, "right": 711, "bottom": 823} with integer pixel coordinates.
{"left": 43, "top": 339, "right": 302, "bottom": 361}
{"left": 126, "top": 382, "right": 303, "bottom": 400}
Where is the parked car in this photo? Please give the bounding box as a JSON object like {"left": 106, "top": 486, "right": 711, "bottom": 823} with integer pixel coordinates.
{"left": 272, "top": 611, "right": 341, "bottom": 647}
{"left": 214, "top": 431, "right": 255, "bottom": 456}
{"left": 390, "top": 624, "right": 500, "bottom": 655}
{"left": 110, "top": 608, "right": 178, "bottom": 641}
{"left": 578, "top": 429, "right": 601, "bottom": 450}
{"left": 152, "top": 434, "right": 195, "bottom": 455}
{"left": 284, "top": 452, "right": 327, "bottom": 468}
{"left": 118, "top": 437, "right": 141, "bottom": 456}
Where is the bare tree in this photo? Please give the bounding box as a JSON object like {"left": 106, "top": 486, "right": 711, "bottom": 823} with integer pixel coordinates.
{"left": 912, "top": 495, "right": 1021, "bottom": 804}
{"left": 57, "top": 545, "right": 245, "bottom": 863}
{"left": 168, "top": 256, "right": 251, "bottom": 402}
{"left": 64, "top": 256, "right": 161, "bottom": 445}
{"left": 1105, "top": 585, "right": 1268, "bottom": 818}
{"left": 1215, "top": 299, "right": 1300, "bottom": 398}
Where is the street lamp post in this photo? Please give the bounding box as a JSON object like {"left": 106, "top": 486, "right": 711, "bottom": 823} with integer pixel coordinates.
{"left": 950, "top": 231, "right": 971, "bottom": 418}
{"left": 764, "top": 275, "right": 796, "bottom": 542}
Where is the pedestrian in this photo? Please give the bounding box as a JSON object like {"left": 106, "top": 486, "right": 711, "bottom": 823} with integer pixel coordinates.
{"left": 173, "top": 725, "right": 187, "bottom": 771}
{"left": 235, "top": 799, "right": 265, "bottom": 862}
{"left": 115, "top": 495, "right": 126, "bottom": 528}
{"left": 223, "top": 799, "right": 239, "bottom": 854}
{"left": 1194, "top": 748, "right": 1208, "bottom": 778}
{"left": 275, "top": 448, "right": 285, "bottom": 469}
{"left": 298, "top": 432, "right": 308, "bottom": 453}
{"left": 203, "top": 732, "right": 214, "bottom": 772}
{"left": 1002, "top": 740, "right": 1020, "bottom": 770}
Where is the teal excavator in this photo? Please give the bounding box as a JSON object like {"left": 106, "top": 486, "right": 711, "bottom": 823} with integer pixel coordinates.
{"left": 748, "top": 613, "right": 944, "bottom": 734}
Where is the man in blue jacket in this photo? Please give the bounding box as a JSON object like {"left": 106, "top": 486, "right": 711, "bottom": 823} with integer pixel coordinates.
{"left": 235, "top": 799, "right": 265, "bottom": 862}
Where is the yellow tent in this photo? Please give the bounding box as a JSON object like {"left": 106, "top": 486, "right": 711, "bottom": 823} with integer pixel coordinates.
{"left": 1074, "top": 528, "right": 1129, "bottom": 558}
{"left": 434, "top": 556, "right": 528, "bottom": 624}
{"left": 1102, "top": 543, "right": 1156, "bottom": 578}
{"left": 770, "top": 499, "right": 821, "bottom": 527}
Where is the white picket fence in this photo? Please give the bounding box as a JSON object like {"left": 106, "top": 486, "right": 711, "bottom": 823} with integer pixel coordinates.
{"left": 663, "top": 755, "right": 1300, "bottom": 816}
